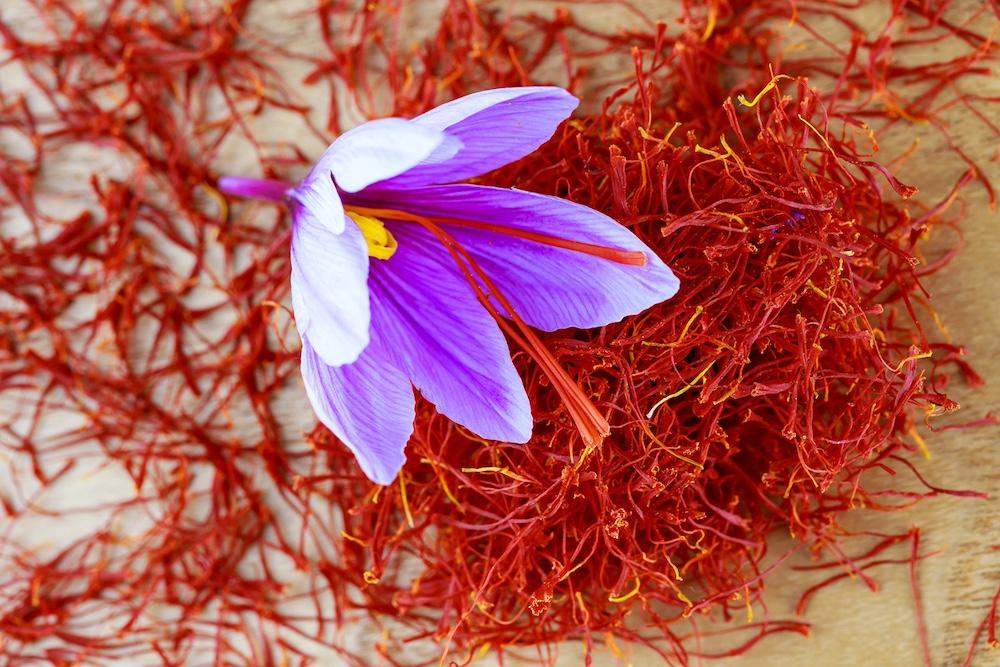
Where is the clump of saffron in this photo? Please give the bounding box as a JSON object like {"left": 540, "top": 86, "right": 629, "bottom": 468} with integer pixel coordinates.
{"left": 0, "top": 0, "right": 996, "bottom": 665}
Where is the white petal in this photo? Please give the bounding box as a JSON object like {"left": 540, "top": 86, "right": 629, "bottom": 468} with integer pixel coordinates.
{"left": 300, "top": 338, "right": 414, "bottom": 485}
{"left": 290, "top": 206, "right": 371, "bottom": 366}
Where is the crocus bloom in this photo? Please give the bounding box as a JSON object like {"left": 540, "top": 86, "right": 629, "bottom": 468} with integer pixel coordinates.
{"left": 219, "top": 87, "right": 679, "bottom": 485}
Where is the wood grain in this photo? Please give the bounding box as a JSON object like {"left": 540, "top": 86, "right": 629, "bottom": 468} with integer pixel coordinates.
{"left": 2, "top": 1, "right": 995, "bottom": 665}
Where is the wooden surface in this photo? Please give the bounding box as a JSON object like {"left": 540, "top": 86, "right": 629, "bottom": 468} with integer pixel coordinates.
{"left": 3, "top": 1, "right": 997, "bottom": 665}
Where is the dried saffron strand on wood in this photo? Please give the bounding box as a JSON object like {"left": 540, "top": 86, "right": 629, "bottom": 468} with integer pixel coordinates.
{"left": 0, "top": 1, "right": 347, "bottom": 664}
{"left": 0, "top": 0, "right": 996, "bottom": 665}
{"left": 312, "top": 1, "right": 997, "bottom": 662}
{"left": 962, "top": 577, "right": 1000, "bottom": 667}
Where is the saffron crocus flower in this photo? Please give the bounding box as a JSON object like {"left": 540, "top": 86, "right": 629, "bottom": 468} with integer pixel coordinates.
{"left": 219, "top": 87, "right": 679, "bottom": 485}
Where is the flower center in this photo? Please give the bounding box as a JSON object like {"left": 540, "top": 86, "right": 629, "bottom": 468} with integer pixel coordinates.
{"left": 347, "top": 211, "right": 398, "bottom": 260}
{"left": 344, "top": 204, "right": 622, "bottom": 448}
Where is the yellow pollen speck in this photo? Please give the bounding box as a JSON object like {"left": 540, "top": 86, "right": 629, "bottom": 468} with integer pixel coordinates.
{"left": 347, "top": 211, "right": 397, "bottom": 260}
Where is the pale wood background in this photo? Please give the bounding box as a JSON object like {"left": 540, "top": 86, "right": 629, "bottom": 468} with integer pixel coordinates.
{"left": 2, "top": 1, "right": 997, "bottom": 666}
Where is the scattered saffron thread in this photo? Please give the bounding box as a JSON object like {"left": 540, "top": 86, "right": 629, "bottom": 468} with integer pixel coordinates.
{"left": 0, "top": 0, "right": 996, "bottom": 665}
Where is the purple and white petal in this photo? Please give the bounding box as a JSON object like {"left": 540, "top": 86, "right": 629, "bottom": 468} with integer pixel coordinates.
{"left": 290, "top": 205, "right": 371, "bottom": 366}
{"left": 355, "top": 184, "right": 680, "bottom": 331}
{"left": 313, "top": 117, "right": 456, "bottom": 194}
{"left": 368, "top": 223, "right": 533, "bottom": 444}
{"left": 301, "top": 337, "right": 414, "bottom": 485}
{"left": 289, "top": 118, "right": 454, "bottom": 234}
{"left": 377, "top": 87, "right": 578, "bottom": 189}
{"left": 289, "top": 169, "right": 347, "bottom": 236}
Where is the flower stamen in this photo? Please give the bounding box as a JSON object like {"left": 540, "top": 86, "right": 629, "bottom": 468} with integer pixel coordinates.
{"left": 347, "top": 211, "right": 398, "bottom": 260}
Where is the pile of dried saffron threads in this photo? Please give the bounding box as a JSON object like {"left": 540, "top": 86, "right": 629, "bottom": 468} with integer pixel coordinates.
{"left": 1, "top": 0, "right": 997, "bottom": 665}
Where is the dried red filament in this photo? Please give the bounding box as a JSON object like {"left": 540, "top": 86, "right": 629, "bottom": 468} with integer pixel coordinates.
{"left": 0, "top": 0, "right": 996, "bottom": 666}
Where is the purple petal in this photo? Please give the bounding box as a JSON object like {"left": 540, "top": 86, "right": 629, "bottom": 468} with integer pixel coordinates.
{"left": 301, "top": 337, "right": 414, "bottom": 485}
{"left": 217, "top": 176, "right": 290, "bottom": 203}
{"left": 369, "top": 223, "right": 532, "bottom": 443}
{"left": 290, "top": 205, "right": 371, "bottom": 366}
{"left": 354, "top": 184, "right": 680, "bottom": 331}
{"left": 377, "top": 87, "right": 578, "bottom": 189}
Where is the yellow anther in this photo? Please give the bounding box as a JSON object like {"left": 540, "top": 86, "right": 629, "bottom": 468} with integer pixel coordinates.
{"left": 347, "top": 211, "right": 398, "bottom": 260}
